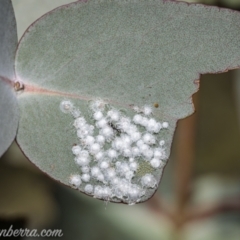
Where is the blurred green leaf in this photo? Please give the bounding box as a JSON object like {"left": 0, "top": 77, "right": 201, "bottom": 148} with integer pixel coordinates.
{"left": 0, "top": 0, "right": 19, "bottom": 157}
{"left": 15, "top": 0, "right": 240, "bottom": 202}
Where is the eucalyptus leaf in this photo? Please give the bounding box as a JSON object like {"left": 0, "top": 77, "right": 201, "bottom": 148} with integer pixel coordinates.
{"left": 0, "top": 0, "right": 19, "bottom": 157}
{"left": 15, "top": 0, "right": 240, "bottom": 203}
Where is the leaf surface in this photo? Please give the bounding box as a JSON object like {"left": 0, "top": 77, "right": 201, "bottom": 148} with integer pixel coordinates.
{"left": 0, "top": 0, "right": 19, "bottom": 157}
{"left": 15, "top": 0, "right": 240, "bottom": 203}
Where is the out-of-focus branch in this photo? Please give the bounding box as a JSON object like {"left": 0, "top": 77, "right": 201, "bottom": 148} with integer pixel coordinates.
{"left": 173, "top": 109, "right": 198, "bottom": 228}
{"left": 185, "top": 196, "right": 240, "bottom": 222}
{"left": 147, "top": 194, "right": 176, "bottom": 222}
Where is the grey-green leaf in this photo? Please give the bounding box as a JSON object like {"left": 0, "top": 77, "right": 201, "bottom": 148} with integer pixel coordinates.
{"left": 15, "top": 0, "right": 240, "bottom": 203}
{"left": 0, "top": 0, "right": 19, "bottom": 157}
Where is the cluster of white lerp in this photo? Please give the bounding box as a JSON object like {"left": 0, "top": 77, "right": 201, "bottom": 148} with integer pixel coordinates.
{"left": 60, "top": 100, "right": 168, "bottom": 204}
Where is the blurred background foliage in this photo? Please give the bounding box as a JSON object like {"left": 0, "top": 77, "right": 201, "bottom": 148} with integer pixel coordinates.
{"left": 1, "top": 0, "right": 240, "bottom": 239}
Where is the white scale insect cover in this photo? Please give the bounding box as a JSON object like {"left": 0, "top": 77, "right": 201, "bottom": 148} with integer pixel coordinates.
{"left": 60, "top": 100, "right": 168, "bottom": 204}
